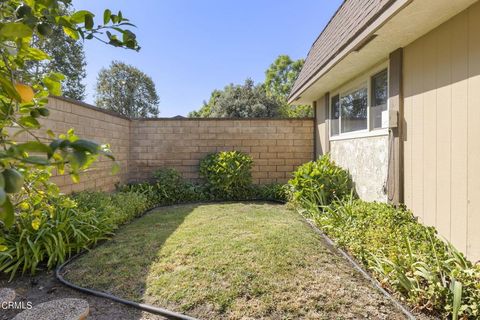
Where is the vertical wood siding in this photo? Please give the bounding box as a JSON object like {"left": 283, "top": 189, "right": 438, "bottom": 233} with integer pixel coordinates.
{"left": 403, "top": 2, "right": 480, "bottom": 261}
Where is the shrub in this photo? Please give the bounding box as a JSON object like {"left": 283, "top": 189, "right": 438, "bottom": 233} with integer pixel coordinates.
{"left": 251, "top": 183, "right": 289, "bottom": 203}
{"left": 121, "top": 168, "right": 209, "bottom": 206}
{"left": 298, "top": 193, "right": 480, "bottom": 319}
{"left": 287, "top": 154, "right": 354, "bottom": 205}
{"left": 200, "top": 151, "right": 253, "bottom": 199}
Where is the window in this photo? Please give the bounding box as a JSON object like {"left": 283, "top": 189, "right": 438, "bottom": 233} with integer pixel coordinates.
{"left": 329, "top": 67, "right": 388, "bottom": 137}
{"left": 340, "top": 84, "right": 368, "bottom": 133}
{"left": 371, "top": 69, "right": 388, "bottom": 129}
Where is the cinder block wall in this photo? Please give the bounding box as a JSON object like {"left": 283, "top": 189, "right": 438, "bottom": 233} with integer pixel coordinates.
{"left": 129, "top": 119, "right": 314, "bottom": 184}
{"left": 22, "top": 97, "right": 314, "bottom": 192}
{"left": 27, "top": 97, "right": 131, "bottom": 192}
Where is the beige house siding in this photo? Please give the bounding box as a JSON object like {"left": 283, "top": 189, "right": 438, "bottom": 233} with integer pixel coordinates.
{"left": 403, "top": 1, "right": 480, "bottom": 261}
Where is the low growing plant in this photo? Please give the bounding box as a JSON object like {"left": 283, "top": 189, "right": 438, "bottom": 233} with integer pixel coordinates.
{"left": 296, "top": 191, "right": 480, "bottom": 319}
{"left": 200, "top": 151, "right": 253, "bottom": 199}
{"left": 287, "top": 154, "right": 355, "bottom": 206}
{"left": 0, "top": 187, "right": 150, "bottom": 279}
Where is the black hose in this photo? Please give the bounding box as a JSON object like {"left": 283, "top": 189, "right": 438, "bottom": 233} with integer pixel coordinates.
{"left": 55, "top": 251, "right": 199, "bottom": 320}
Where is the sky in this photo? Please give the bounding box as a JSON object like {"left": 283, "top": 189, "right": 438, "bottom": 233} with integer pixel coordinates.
{"left": 72, "top": 0, "right": 343, "bottom": 117}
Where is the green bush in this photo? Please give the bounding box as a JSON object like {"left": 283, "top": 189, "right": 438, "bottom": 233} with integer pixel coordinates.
{"left": 287, "top": 154, "right": 355, "bottom": 205}
{"left": 199, "top": 151, "right": 253, "bottom": 199}
{"left": 121, "top": 168, "right": 209, "bottom": 206}
{"left": 298, "top": 193, "right": 480, "bottom": 319}
{"left": 251, "top": 183, "right": 289, "bottom": 202}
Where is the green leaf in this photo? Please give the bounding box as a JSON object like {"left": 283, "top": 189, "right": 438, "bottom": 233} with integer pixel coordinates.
{"left": 103, "top": 9, "right": 112, "bottom": 24}
{"left": 0, "top": 197, "right": 14, "bottom": 228}
{"left": 452, "top": 280, "right": 463, "bottom": 320}
{"left": 0, "top": 78, "right": 21, "bottom": 102}
{"left": 18, "top": 116, "right": 40, "bottom": 128}
{"left": 71, "top": 139, "right": 100, "bottom": 153}
{"left": 84, "top": 14, "right": 94, "bottom": 30}
{"left": 16, "top": 141, "right": 52, "bottom": 153}
{"left": 19, "top": 47, "right": 50, "bottom": 61}
{"left": 0, "top": 23, "right": 33, "bottom": 38}
{"left": 70, "top": 10, "right": 95, "bottom": 24}
{"left": 23, "top": 156, "right": 50, "bottom": 165}
{"left": 43, "top": 77, "right": 62, "bottom": 96}
{"left": 62, "top": 26, "right": 79, "bottom": 40}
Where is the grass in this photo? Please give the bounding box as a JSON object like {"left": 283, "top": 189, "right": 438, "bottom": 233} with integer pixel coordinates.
{"left": 63, "top": 202, "right": 406, "bottom": 319}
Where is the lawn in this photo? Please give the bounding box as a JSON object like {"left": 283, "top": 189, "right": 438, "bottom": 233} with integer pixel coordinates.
{"left": 62, "top": 202, "right": 406, "bottom": 319}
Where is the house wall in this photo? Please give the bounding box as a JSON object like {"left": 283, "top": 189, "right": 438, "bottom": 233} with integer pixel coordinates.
{"left": 129, "top": 118, "right": 314, "bottom": 184}
{"left": 403, "top": 1, "right": 480, "bottom": 261}
{"left": 330, "top": 136, "right": 388, "bottom": 202}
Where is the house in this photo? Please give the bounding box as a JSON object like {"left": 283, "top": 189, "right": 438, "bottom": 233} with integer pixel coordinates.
{"left": 290, "top": 0, "right": 480, "bottom": 261}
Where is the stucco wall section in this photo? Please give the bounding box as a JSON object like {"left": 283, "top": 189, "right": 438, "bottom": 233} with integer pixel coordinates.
{"left": 330, "top": 135, "right": 388, "bottom": 202}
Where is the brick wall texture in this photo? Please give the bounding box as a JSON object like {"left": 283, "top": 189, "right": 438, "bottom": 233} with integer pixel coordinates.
{"left": 23, "top": 97, "right": 314, "bottom": 192}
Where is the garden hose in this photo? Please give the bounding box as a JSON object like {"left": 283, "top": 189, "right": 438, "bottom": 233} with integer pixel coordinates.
{"left": 55, "top": 251, "right": 199, "bottom": 320}
{"left": 55, "top": 201, "right": 416, "bottom": 320}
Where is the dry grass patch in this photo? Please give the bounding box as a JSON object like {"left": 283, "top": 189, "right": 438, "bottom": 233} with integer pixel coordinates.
{"left": 63, "top": 202, "right": 407, "bottom": 319}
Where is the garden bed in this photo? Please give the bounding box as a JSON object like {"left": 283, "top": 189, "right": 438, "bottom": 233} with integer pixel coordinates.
{"left": 60, "top": 202, "right": 410, "bottom": 319}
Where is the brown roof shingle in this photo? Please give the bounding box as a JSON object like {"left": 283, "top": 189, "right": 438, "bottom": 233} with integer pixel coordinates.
{"left": 290, "top": 0, "right": 397, "bottom": 99}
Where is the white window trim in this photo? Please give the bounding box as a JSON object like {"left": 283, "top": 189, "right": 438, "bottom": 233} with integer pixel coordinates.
{"left": 329, "top": 61, "right": 389, "bottom": 139}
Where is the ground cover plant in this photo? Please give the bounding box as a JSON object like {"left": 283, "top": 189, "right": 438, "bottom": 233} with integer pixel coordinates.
{"left": 291, "top": 155, "right": 480, "bottom": 319}
{"left": 63, "top": 202, "right": 407, "bottom": 319}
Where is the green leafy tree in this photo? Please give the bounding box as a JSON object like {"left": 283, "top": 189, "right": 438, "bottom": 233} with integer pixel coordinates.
{"left": 265, "top": 55, "right": 312, "bottom": 117}
{"left": 27, "top": 18, "right": 87, "bottom": 101}
{"left": 0, "top": 0, "right": 140, "bottom": 229}
{"left": 189, "top": 79, "right": 281, "bottom": 118}
{"left": 95, "top": 61, "right": 160, "bottom": 118}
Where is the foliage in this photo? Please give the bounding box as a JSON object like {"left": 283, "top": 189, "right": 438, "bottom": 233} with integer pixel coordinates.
{"left": 296, "top": 194, "right": 480, "bottom": 319}
{"left": 121, "top": 168, "right": 208, "bottom": 206}
{"left": 287, "top": 154, "right": 355, "bottom": 205}
{"left": 200, "top": 151, "right": 253, "bottom": 199}
{"left": 95, "top": 61, "right": 160, "bottom": 118}
{"left": 188, "top": 78, "right": 282, "bottom": 118}
{"left": 0, "top": 0, "right": 139, "bottom": 228}
{"left": 0, "top": 187, "right": 149, "bottom": 279}
{"left": 251, "top": 183, "right": 288, "bottom": 202}
{"left": 264, "top": 55, "right": 312, "bottom": 117}
{"left": 189, "top": 55, "right": 312, "bottom": 118}
{"left": 25, "top": 6, "right": 87, "bottom": 101}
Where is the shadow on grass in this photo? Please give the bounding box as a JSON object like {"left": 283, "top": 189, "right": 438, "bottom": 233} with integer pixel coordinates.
{"left": 62, "top": 203, "right": 199, "bottom": 319}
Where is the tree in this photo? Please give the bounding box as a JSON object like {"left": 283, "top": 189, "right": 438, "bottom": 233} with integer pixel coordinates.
{"left": 265, "top": 55, "right": 312, "bottom": 117}
{"left": 27, "top": 20, "right": 87, "bottom": 101}
{"left": 189, "top": 79, "right": 281, "bottom": 118}
{"left": 95, "top": 61, "right": 160, "bottom": 118}
{"left": 0, "top": 0, "right": 140, "bottom": 228}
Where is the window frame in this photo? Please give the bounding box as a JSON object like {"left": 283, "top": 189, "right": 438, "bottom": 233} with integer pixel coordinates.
{"left": 329, "top": 62, "right": 389, "bottom": 141}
